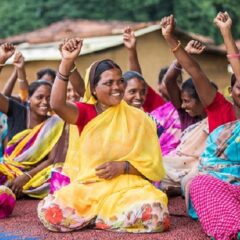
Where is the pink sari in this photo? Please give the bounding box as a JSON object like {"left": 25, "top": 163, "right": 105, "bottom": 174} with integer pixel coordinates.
{"left": 151, "top": 102, "right": 181, "bottom": 156}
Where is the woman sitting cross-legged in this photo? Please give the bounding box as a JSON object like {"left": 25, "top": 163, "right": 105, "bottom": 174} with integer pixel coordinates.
{"left": 0, "top": 43, "right": 65, "bottom": 218}
{"left": 37, "top": 38, "right": 169, "bottom": 233}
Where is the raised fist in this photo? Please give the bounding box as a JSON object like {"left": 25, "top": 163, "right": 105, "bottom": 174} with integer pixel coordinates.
{"left": 0, "top": 42, "right": 15, "bottom": 63}
{"left": 13, "top": 51, "right": 25, "bottom": 69}
{"left": 60, "top": 38, "right": 83, "bottom": 62}
{"left": 123, "top": 27, "right": 136, "bottom": 50}
{"left": 185, "top": 40, "right": 206, "bottom": 55}
{"left": 161, "top": 15, "right": 175, "bottom": 37}
{"left": 214, "top": 11, "right": 232, "bottom": 31}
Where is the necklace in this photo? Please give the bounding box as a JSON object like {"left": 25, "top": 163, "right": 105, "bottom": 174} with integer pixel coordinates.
{"left": 95, "top": 103, "right": 109, "bottom": 115}
{"left": 95, "top": 103, "right": 103, "bottom": 115}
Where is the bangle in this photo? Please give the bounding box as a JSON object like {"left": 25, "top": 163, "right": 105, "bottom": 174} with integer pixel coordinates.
{"left": 124, "top": 161, "right": 129, "bottom": 174}
{"left": 172, "top": 40, "right": 181, "bottom": 52}
{"left": 57, "top": 71, "right": 69, "bottom": 82}
{"left": 17, "top": 78, "right": 25, "bottom": 83}
{"left": 23, "top": 172, "right": 32, "bottom": 179}
{"left": 0, "top": 63, "right": 5, "bottom": 67}
{"left": 227, "top": 53, "right": 240, "bottom": 59}
{"left": 70, "top": 64, "right": 77, "bottom": 74}
{"left": 173, "top": 63, "right": 182, "bottom": 71}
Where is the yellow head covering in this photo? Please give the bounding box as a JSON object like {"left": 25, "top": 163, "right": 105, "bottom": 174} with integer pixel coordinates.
{"left": 82, "top": 62, "right": 98, "bottom": 104}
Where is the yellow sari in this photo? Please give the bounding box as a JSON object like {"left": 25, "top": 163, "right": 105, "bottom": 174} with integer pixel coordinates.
{"left": 38, "top": 62, "right": 168, "bottom": 233}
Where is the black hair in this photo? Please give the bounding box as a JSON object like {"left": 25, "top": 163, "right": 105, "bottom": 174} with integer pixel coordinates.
{"left": 231, "top": 74, "right": 236, "bottom": 88}
{"left": 91, "top": 60, "right": 122, "bottom": 90}
{"left": 36, "top": 68, "right": 56, "bottom": 82}
{"left": 182, "top": 78, "right": 218, "bottom": 100}
{"left": 158, "top": 67, "right": 169, "bottom": 84}
{"left": 28, "top": 80, "right": 52, "bottom": 97}
{"left": 123, "top": 71, "right": 145, "bottom": 83}
{"left": 181, "top": 78, "right": 199, "bottom": 100}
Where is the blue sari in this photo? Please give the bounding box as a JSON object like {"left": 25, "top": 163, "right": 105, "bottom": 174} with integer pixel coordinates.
{"left": 198, "top": 120, "right": 240, "bottom": 185}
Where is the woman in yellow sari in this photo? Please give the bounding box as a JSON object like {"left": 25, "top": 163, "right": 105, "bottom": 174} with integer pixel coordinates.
{"left": 38, "top": 38, "right": 169, "bottom": 233}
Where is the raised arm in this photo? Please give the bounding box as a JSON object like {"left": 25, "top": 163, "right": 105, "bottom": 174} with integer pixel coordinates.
{"left": 59, "top": 40, "right": 85, "bottom": 97}
{"left": 161, "top": 15, "right": 216, "bottom": 107}
{"left": 0, "top": 43, "right": 15, "bottom": 114}
{"left": 13, "top": 51, "right": 29, "bottom": 102}
{"left": 51, "top": 38, "right": 83, "bottom": 124}
{"left": 214, "top": 11, "right": 240, "bottom": 80}
{"left": 165, "top": 40, "right": 206, "bottom": 109}
{"left": 123, "top": 27, "right": 142, "bottom": 74}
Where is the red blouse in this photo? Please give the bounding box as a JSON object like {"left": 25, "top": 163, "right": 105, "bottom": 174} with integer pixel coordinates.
{"left": 143, "top": 86, "right": 165, "bottom": 113}
{"left": 206, "top": 92, "right": 236, "bottom": 133}
{"left": 75, "top": 102, "right": 97, "bottom": 134}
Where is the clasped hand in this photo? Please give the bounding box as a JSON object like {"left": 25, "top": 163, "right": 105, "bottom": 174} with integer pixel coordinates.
{"left": 95, "top": 161, "right": 125, "bottom": 180}
{"left": 9, "top": 174, "right": 30, "bottom": 198}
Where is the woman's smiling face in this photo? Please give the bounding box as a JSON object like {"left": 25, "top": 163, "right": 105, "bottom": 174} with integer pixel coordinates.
{"left": 94, "top": 68, "right": 125, "bottom": 107}
{"left": 29, "top": 85, "right": 51, "bottom": 117}
{"left": 124, "top": 78, "right": 147, "bottom": 108}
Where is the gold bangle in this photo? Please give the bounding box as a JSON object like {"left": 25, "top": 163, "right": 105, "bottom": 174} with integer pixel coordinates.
{"left": 172, "top": 40, "right": 181, "bottom": 52}
{"left": 23, "top": 172, "right": 32, "bottom": 179}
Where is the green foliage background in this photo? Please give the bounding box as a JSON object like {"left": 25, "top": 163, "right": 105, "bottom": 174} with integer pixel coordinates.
{"left": 0, "top": 0, "right": 239, "bottom": 43}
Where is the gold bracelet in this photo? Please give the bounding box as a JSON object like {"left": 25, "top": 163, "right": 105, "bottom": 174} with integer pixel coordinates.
{"left": 172, "top": 40, "right": 181, "bottom": 52}
{"left": 0, "top": 63, "right": 5, "bottom": 67}
{"left": 23, "top": 172, "right": 32, "bottom": 179}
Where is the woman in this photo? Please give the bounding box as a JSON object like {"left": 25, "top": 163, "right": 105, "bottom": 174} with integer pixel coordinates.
{"left": 38, "top": 38, "right": 169, "bottom": 233}
{"left": 122, "top": 27, "right": 164, "bottom": 113}
{"left": 159, "top": 79, "right": 209, "bottom": 193}
{"left": 123, "top": 27, "right": 208, "bottom": 157}
{"left": 0, "top": 80, "right": 64, "bottom": 198}
{"left": 122, "top": 70, "right": 164, "bottom": 138}
{"left": 190, "top": 120, "right": 240, "bottom": 238}
{"left": 123, "top": 71, "right": 147, "bottom": 109}
{"left": 188, "top": 12, "right": 240, "bottom": 240}
{"left": 122, "top": 27, "right": 181, "bottom": 154}
{"left": 0, "top": 43, "right": 64, "bottom": 203}
{"left": 161, "top": 15, "right": 235, "bottom": 133}
{"left": 159, "top": 13, "right": 238, "bottom": 199}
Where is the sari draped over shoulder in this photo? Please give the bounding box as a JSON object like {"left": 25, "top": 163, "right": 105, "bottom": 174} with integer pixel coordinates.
{"left": 198, "top": 120, "right": 240, "bottom": 183}
{"left": 67, "top": 101, "right": 165, "bottom": 182}
{"left": 38, "top": 101, "right": 169, "bottom": 233}
{"left": 189, "top": 120, "right": 240, "bottom": 240}
{"left": 159, "top": 118, "right": 208, "bottom": 192}
{"left": 0, "top": 115, "right": 64, "bottom": 198}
